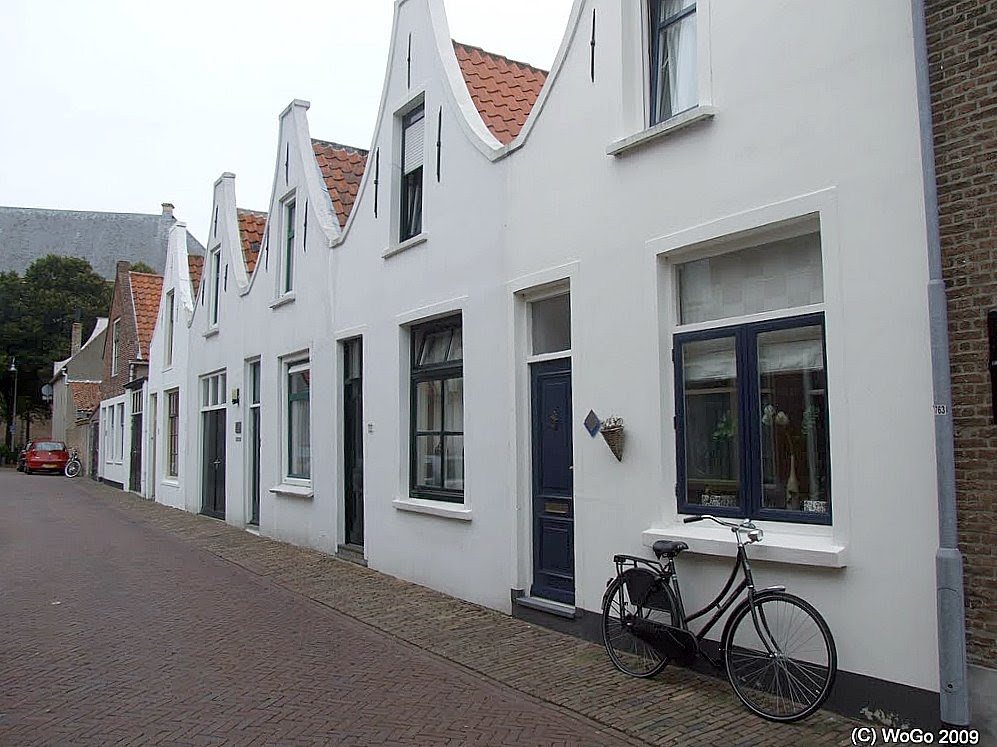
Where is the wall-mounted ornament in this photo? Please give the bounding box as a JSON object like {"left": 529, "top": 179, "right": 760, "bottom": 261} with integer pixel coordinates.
{"left": 584, "top": 410, "right": 601, "bottom": 437}
{"left": 600, "top": 415, "right": 625, "bottom": 461}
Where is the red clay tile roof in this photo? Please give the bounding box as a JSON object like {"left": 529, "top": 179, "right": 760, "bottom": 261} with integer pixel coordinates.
{"left": 237, "top": 209, "right": 267, "bottom": 274}
{"left": 311, "top": 140, "right": 369, "bottom": 228}
{"left": 187, "top": 255, "right": 204, "bottom": 296}
{"left": 453, "top": 41, "right": 549, "bottom": 145}
{"left": 129, "top": 271, "right": 163, "bottom": 360}
{"left": 69, "top": 382, "right": 101, "bottom": 415}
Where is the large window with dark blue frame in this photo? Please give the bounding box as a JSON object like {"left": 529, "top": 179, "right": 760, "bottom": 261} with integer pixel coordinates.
{"left": 648, "top": 0, "right": 698, "bottom": 125}
{"left": 675, "top": 314, "right": 831, "bottom": 524}
{"left": 410, "top": 316, "right": 463, "bottom": 502}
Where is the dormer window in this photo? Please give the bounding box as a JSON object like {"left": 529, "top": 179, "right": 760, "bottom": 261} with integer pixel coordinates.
{"left": 649, "top": 0, "right": 698, "bottom": 125}
{"left": 400, "top": 105, "right": 425, "bottom": 242}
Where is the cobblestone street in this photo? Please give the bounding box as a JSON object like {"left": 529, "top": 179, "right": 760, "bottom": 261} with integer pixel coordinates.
{"left": 0, "top": 471, "right": 859, "bottom": 745}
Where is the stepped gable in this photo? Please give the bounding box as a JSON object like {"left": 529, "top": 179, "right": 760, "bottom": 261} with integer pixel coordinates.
{"left": 453, "top": 41, "right": 549, "bottom": 145}
{"left": 311, "top": 140, "right": 369, "bottom": 228}
{"left": 128, "top": 272, "right": 164, "bottom": 359}
{"left": 237, "top": 209, "right": 267, "bottom": 274}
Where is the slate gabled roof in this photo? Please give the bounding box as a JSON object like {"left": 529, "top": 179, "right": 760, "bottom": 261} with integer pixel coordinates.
{"left": 311, "top": 140, "right": 369, "bottom": 228}
{"left": 128, "top": 271, "right": 164, "bottom": 359}
{"left": 237, "top": 209, "right": 267, "bottom": 274}
{"left": 453, "top": 41, "right": 549, "bottom": 145}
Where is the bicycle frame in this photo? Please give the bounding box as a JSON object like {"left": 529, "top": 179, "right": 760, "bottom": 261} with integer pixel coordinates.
{"left": 664, "top": 540, "right": 783, "bottom": 668}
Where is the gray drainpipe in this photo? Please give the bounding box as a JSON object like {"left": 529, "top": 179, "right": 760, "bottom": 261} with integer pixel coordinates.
{"left": 910, "top": 0, "right": 970, "bottom": 726}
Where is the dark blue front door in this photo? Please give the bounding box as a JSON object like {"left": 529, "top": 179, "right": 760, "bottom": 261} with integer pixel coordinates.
{"left": 530, "top": 359, "right": 574, "bottom": 604}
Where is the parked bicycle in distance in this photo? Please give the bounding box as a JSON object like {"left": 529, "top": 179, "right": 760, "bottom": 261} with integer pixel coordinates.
{"left": 601, "top": 514, "right": 837, "bottom": 722}
{"left": 64, "top": 448, "right": 82, "bottom": 478}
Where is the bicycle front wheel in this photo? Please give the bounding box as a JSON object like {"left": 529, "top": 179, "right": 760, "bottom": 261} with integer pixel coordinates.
{"left": 723, "top": 592, "right": 836, "bottom": 722}
{"left": 601, "top": 572, "right": 672, "bottom": 678}
{"left": 64, "top": 461, "right": 81, "bottom": 478}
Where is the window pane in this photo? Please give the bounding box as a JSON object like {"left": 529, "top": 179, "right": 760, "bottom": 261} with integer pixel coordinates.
{"left": 681, "top": 337, "right": 740, "bottom": 509}
{"left": 654, "top": 12, "right": 697, "bottom": 121}
{"left": 661, "top": 0, "right": 696, "bottom": 21}
{"left": 444, "top": 378, "right": 463, "bottom": 431}
{"left": 289, "top": 396, "right": 310, "bottom": 478}
{"left": 419, "top": 330, "right": 451, "bottom": 366}
{"left": 289, "top": 370, "right": 309, "bottom": 396}
{"left": 678, "top": 233, "right": 823, "bottom": 324}
{"left": 531, "top": 294, "right": 571, "bottom": 355}
{"left": 414, "top": 435, "right": 442, "bottom": 488}
{"left": 250, "top": 363, "right": 260, "bottom": 404}
{"left": 444, "top": 435, "right": 464, "bottom": 490}
{"left": 757, "top": 325, "right": 830, "bottom": 515}
{"left": 415, "top": 380, "right": 442, "bottom": 430}
{"left": 447, "top": 326, "right": 463, "bottom": 362}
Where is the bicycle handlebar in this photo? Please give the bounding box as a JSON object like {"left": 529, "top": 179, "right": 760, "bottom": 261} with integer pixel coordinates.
{"left": 682, "top": 515, "right": 763, "bottom": 540}
{"left": 682, "top": 516, "right": 704, "bottom": 524}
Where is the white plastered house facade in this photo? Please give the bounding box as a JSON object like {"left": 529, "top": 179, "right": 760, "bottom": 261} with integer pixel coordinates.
{"left": 146, "top": 224, "right": 200, "bottom": 508}
{"left": 148, "top": 0, "right": 960, "bottom": 724}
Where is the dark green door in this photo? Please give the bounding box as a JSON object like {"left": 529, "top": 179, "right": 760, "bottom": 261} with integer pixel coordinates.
{"left": 202, "top": 409, "right": 226, "bottom": 519}
{"left": 344, "top": 338, "right": 364, "bottom": 547}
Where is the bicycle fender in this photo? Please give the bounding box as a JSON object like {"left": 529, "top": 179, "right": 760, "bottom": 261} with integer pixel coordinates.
{"left": 719, "top": 590, "right": 793, "bottom": 653}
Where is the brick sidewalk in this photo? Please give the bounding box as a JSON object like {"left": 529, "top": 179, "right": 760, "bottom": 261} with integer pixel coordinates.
{"left": 79, "top": 479, "right": 858, "bottom": 746}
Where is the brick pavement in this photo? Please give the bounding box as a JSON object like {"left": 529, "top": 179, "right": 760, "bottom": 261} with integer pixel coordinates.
{"left": 1, "top": 472, "right": 861, "bottom": 745}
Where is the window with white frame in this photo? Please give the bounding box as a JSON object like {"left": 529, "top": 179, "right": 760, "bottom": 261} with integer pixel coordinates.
{"left": 648, "top": 0, "right": 698, "bottom": 125}
{"left": 111, "top": 318, "right": 120, "bottom": 376}
{"left": 164, "top": 290, "right": 175, "bottom": 367}
{"left": 286, "top": 360, "right": 310, "bottom": 480}
{"left": 201, "top": 371, "right": 227, "bottom": 410}
{"left": 166, "top": 389, "right": 179, "bottom": 478}
{"left": 672, "top": 230, "right": 831, "bottom": 524}
{"left": 104, "top": 406, "right": 114, "bottom": 461}
{"left": 209, "top": 247, "right": 221, "bottom": 326}
{"left": 410, "top": 316, "right": 463, "bottom": 502}
{"left": 400, "top": 104, "right": 425, "bottom": 242}
{"left": 282, "top": 199, "right": 296, "bottom": 295}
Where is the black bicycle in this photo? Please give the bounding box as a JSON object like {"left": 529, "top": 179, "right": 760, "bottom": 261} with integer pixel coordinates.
{"left": 601, "top": 515, "right": 836, "bottom": 722}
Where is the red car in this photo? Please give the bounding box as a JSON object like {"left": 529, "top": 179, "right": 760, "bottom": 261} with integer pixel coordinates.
{"left": 21, "top": 440, "right": 70, "bottom": 475}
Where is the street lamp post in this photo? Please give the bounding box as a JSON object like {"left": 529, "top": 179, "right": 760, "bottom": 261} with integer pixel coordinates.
{"left": 9, "top": 358, "right": 17, "bottom": 446}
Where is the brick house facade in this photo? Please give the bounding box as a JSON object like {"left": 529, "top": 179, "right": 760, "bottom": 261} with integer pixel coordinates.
{"left": 100, "top": 261, "right": 144, "bottom": 400}
{"left": 926, "top": 0, "right": 997, "bottom": 670}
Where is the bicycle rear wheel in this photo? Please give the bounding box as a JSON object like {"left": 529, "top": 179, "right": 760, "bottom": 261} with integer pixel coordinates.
{"left": 724, "top": 591, "right": 836, "bottom": 722}
{"left": 601, "top": 571, "right": 674, "bottom": 678}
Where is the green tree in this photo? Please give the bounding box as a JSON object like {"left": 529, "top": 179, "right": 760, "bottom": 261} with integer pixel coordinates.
{"left": 1, "top": 256, "right": 112, "bottom": 448}
{"left": 129, "top": 261, "right": 157, "bottom": 274}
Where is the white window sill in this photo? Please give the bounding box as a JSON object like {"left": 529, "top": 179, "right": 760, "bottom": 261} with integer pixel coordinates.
{"left": 641, "top": 521, "right": 847, "bottom": 568}
{"left": 382, "top": 232, "right": 428, "bottom": 259}
{"left": 392, "top": 496, "right": 472, "bottom": 521}
{"left": 203, "top": 328, "right": 219, "bottom": 339}
{"left": 161, "top": 478, "right": 180, "bottom": 487}
{"left": 607, "top": 105, "right": 717, "bottom": 157}
{"left": 269, "top": 293, "right": 296, "bottom": 310}
{"left": 268, "top": 483, "right": 313, "bottom": 499}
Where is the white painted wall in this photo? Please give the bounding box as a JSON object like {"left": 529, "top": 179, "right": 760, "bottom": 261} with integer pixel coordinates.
{"left": 147, "top": 0, "right": 943, "bottom": 699}
{"left": 147, "top": 224, "right": 198, "bottom": 510}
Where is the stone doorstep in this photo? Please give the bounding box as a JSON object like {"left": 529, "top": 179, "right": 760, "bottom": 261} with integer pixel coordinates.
{"left": 83, "top": 481, "right": 862, "bottom": 747}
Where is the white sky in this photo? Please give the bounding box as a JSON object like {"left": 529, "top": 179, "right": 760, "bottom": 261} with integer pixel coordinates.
{"left": 0, "top": 0, "right": 573, "bottom": 247}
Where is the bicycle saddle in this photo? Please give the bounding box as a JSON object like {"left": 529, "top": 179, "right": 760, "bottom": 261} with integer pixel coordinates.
{"left": 652, "top": 540, "right": 688, "bottom": 558}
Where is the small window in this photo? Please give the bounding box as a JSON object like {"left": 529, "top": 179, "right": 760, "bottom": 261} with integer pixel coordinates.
{"left": 201, "top": 371, "right": 227, "bottom": 409}
{"left": 531, "top": 294, "right": 572, "bottom": 355}
{"left": 131, "top": 390, "right": 143, "bottom": 414}
{"left": 410, "top": 316, "right": 464, "bottom": 502}
{"left": 400, "top": 105, "right": 425, "bottom": 242}
{"left": 111, "top": 318, "right": 120, "bottom": 376}
{"left": 117, "top": 402, "right": 125, "bottom": 460}
{"left": 209, "top": 247, "right": 222, "bottom": 325}
{"left": 283, "top": 200, "right": 296, "bottom": 294}
{"left": 166, "top": 389, "right": 179, "bottom": 478}
{"left": 164, "top": 290, "right": 175, "bottom": 367}
{"left": 648, "top": 0, "right": 698, "bottom": 125}
{"left": 287, "top": 361, "right": 310, "bottom": 479}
